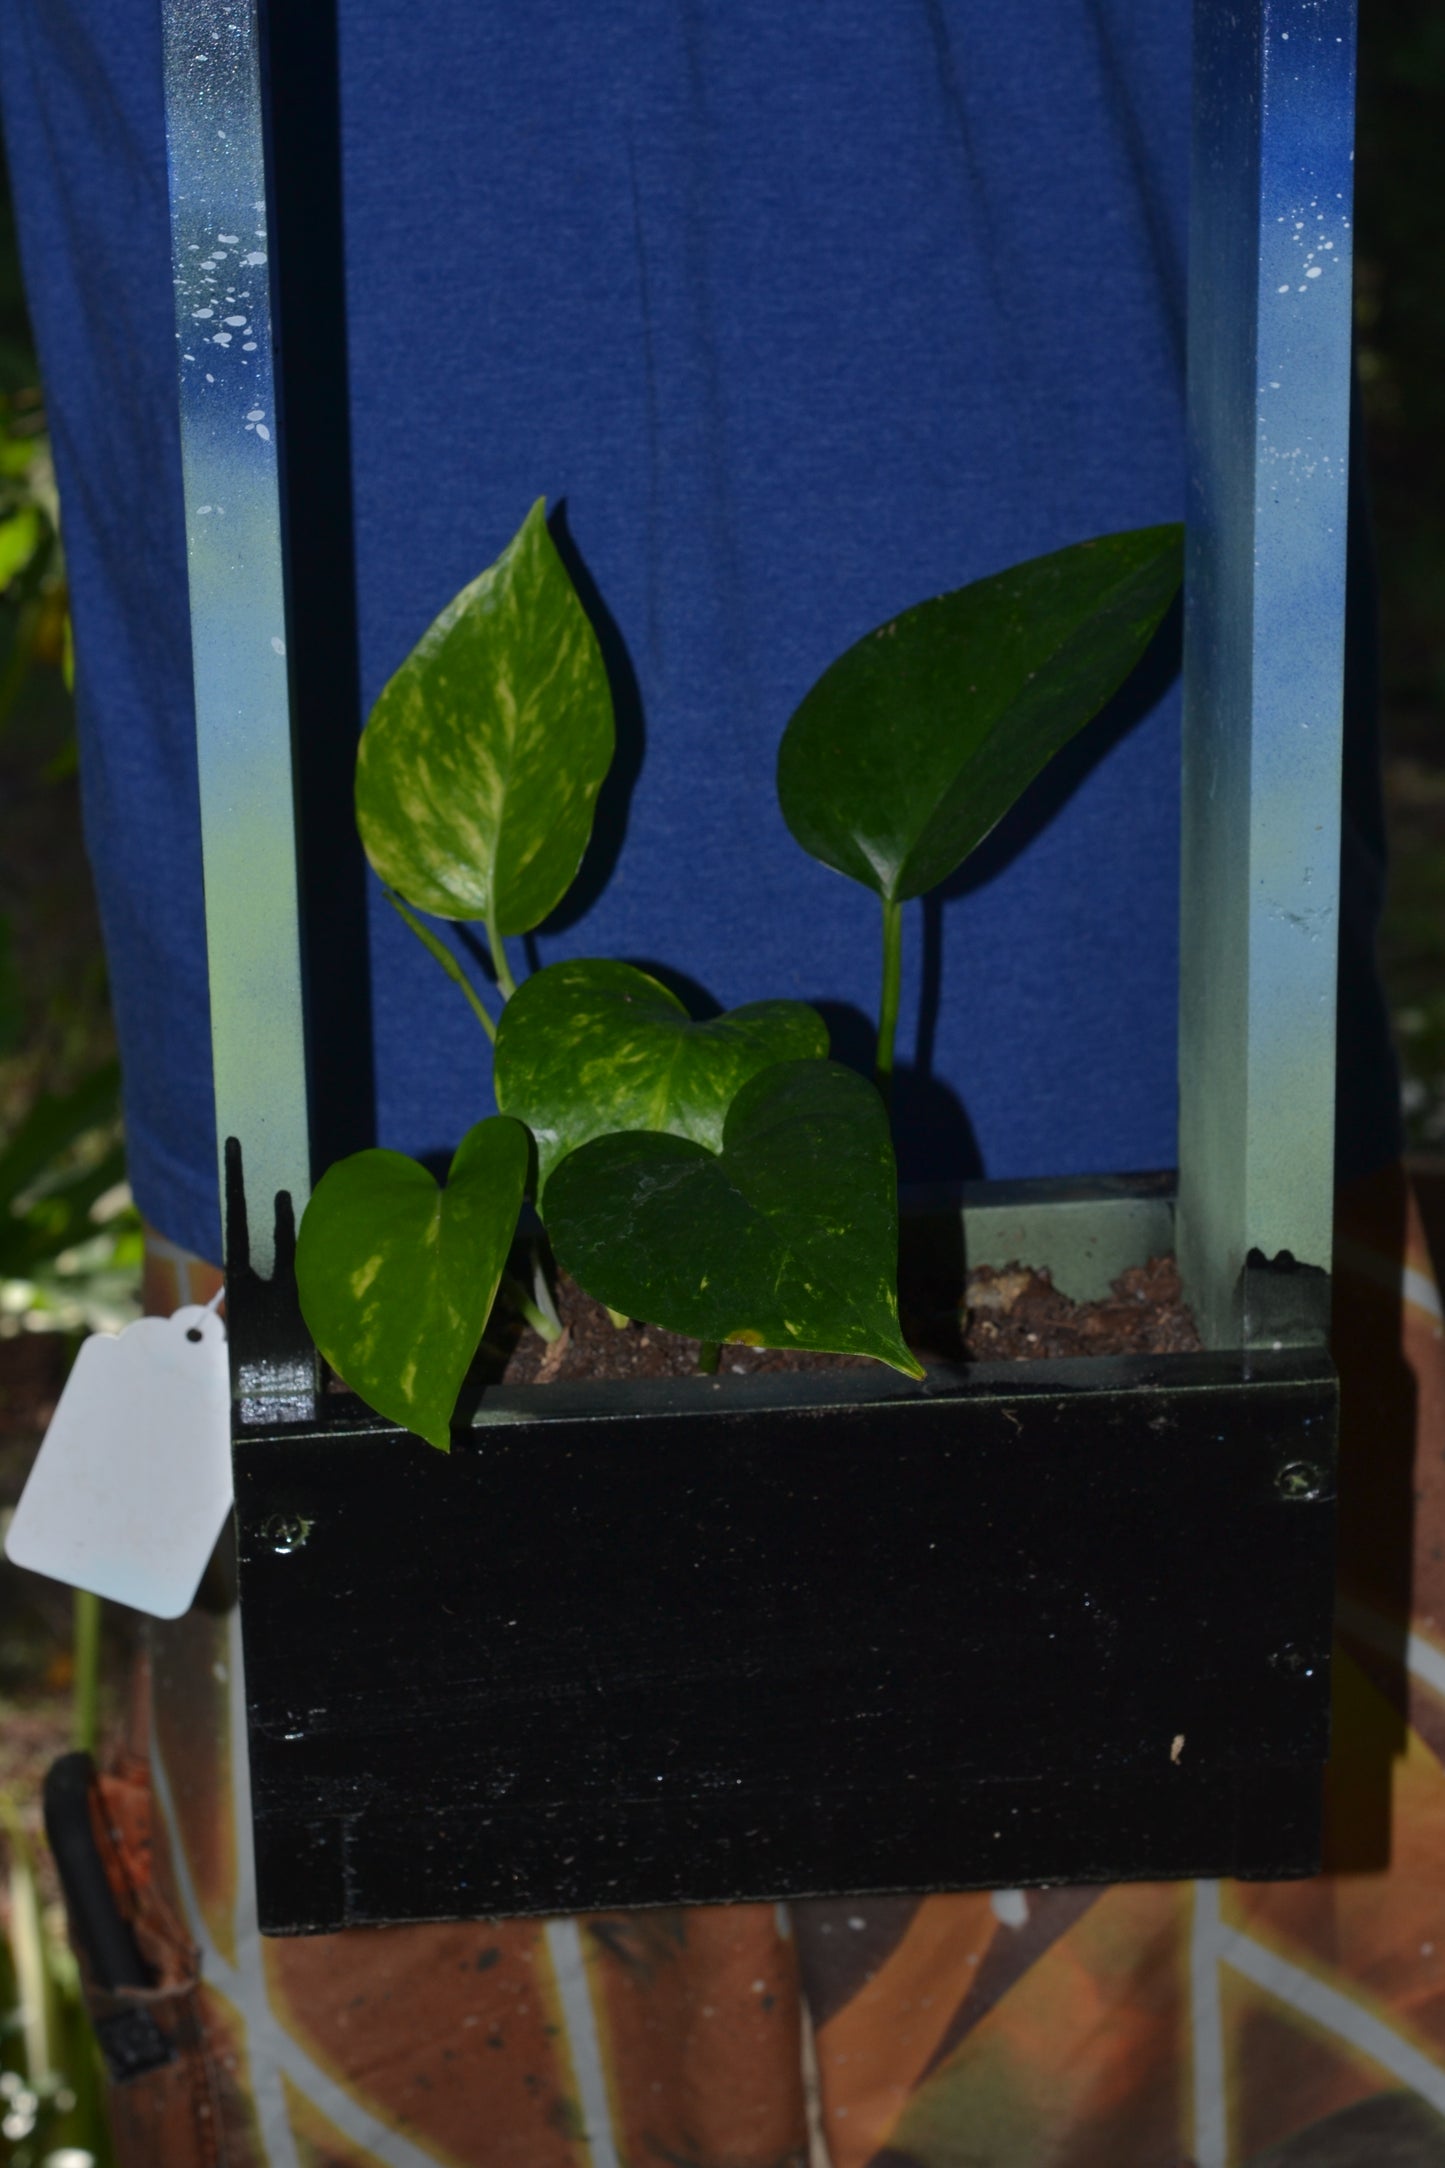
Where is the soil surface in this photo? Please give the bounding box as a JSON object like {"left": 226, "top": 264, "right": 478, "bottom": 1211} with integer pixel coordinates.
{"left": 498, "top": 1254, "right": 1200, "bottom": 1385}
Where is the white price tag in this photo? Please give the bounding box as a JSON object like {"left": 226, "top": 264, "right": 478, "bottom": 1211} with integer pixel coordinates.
{"left": 5, "top": 1301, "right": 232, "bottom": 1620}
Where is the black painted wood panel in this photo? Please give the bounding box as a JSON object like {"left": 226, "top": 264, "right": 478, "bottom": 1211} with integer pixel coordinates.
{"left": 234, "top": 1349, "right": 1336, "bottom": 1932}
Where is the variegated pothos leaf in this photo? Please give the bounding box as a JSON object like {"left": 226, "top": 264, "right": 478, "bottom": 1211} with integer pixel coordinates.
{"left": 295, "top": 1116, "right": 528, "bottom": 1452}
{"left": 545, "top": 1060, "right": 923, "bottom": 1377}
{"left": 493, "top": 957, "right": 829, "bottom": 1203}
{"left": 355, "top": 499, "right": 615, "bottom": 932}
{"left": 777, "top": 525, "right": 1183, "bottom": 904}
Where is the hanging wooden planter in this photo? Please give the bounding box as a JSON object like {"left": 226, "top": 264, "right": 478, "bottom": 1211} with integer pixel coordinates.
{"left": 162, "top": 0, "right": 1356, "bottom": 1934}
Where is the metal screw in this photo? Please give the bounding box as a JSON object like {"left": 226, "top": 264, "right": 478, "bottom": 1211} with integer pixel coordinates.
{"left": 260, "top": 1511, "right": 311, "bottom": 1556}
{"left": 1275, "top": 1460, "right": 1323, "bottom": 1502}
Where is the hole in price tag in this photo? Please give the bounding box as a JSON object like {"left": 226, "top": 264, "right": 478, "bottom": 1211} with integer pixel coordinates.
{"left": 4, "top": 1301, "right": 232, "bottom": 1620}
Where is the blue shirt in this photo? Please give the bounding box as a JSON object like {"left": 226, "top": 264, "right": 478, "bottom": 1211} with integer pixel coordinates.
{"left": 0, "top": 1, "right": 1398, "bottom": 1258}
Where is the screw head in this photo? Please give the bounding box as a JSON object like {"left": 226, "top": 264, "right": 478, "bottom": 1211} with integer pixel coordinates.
{"left": 260, "top": 1510, "right": 311, "bottom": 1555}
{"left": 1276, "top": 1460, "right": 1324, "bottom": 1502}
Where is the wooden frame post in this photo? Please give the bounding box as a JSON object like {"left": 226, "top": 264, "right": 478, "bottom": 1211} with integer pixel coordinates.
{"left": 1178, "top": 0, "right": 1357, "bottom": 1350}
{"left": 161, "top": 0, "right": 310, "bottom": 1280}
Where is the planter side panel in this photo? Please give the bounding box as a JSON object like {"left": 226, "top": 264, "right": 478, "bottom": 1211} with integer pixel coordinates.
{"left": 235, "top": 1353, "right": 1336, "bottom": 1932}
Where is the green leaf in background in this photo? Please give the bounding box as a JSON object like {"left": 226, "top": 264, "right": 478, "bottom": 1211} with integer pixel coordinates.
{"left": 295, "top": 1115, "right": 529, "bottom": 1452}
{"left": 777, "top": 525, "right": 1183, "bottom": 903}
{"left": 0, "top": 910, "right": 20, "bottom": 1054}
{"left": 0, "top": 1138, "right": 128, "bottom": 1278}
{"left": 355, "top": 499, "right": 614, "bottom": 932}
{"left": 0, "top": 1060, "right": 121, "bottom": 1213}
{"left": 494, "top": 957, "right": 829, "bottom": 1202}
{"left": 546, "top": 1059, "right": 923, "bottom": 1377}
{"left": 0, "top": 502, "right": 40, "bottom": 589}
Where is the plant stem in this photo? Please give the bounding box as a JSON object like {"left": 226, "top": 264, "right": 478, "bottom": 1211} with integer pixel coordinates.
{"left": 501, "top": 1272, "right": 562, "bottom": 1343}
{"left": 487, "top": 917, "right": 518, "bottom": 1001}
{"left": 385, "top": 890, "right": 496, "bottom": 1041}
{"left": 875, "top": 893, "right": 904, "bottom": 1101}
{"left": 72, "top": 1589, "right": 101, "bottom": 1757}
{"left": 697, "top": 1340, "right": 721, "bottom": 1374}
{"left": 1, "top": 1792, "right": 56, "bottom": 2082}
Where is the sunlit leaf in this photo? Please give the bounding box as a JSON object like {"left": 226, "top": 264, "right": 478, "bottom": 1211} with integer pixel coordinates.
{"left": 355, "top": 498, "right": 614, "bottom": 932}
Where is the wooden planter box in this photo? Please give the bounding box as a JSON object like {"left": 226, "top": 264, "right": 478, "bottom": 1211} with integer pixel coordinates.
{"left": 165, "top": 0, "right": 1358, "bottom": 1932}
{"left": 227, "top": 1173, "right": 1336, "bottom": 1934}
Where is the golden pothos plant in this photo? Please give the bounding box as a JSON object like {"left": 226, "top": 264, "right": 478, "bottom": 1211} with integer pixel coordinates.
{"left": 296, "top": 498, "right": 1182, "bottom": 1448}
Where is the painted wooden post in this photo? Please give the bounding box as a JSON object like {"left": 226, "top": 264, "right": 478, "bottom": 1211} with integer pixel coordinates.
{"left": 162, "top": 0, "right": 1359, "bottom": 1366}
{"left": 1178, "top": 0, "right": 1357, "bottom": 1350}
{"left": 160, "top": 0, "right": 309, "bottom": 1281}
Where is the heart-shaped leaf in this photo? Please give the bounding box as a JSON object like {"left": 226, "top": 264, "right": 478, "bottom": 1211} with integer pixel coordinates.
{"left": 494, "top": 958, "right": 829, "bottom": 1202}
{"left": 295, "top": 1116, "right": 528, "bottom": 1451}
{"left": 355, "top": 499, "right": 615, "bottom": 932}
{"left": 545, "top": 1060, "right": 923, "bottom": 1377}
{"left": 777, "top": 525, "right": 1183, "bottom": 903}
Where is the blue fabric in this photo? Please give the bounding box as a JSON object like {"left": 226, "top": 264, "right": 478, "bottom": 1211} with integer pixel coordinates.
{"left": 0, "top": 2, "right": 1398, "bottom": 1260}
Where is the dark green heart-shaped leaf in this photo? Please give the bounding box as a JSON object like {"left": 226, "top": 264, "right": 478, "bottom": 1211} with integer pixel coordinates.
{"left": 777, "top": 525, "right": 1183, "bottom": 903}
{"left": 494, "top": 957, "right": 829, "bottom": 1202}
{"left": 295, "top": 1116, "right": 528, "bottom": 1451}
{"left": 546, "top": 1059, "right": 923, "bottom": 1377}
{"left": 355, "top": 499, "right": 615, "bottom": 932}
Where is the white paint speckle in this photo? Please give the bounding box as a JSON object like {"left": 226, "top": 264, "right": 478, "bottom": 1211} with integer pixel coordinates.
{"left": 224, "top": 314, "right": 247, "bottom": 326}
{"left": 1306, "top": 266, "right": 1323, "bottom": 279}
{"left": 242, "top": 250, "right": 267, "bottom": 267}
{"left": 246, "top": 408, "right": 265, "bottom": 421}
{"left": 1277, "top": 284, "right": 1290, "bottom": 294}
{"left": 242, "top": 342, "right": 258, "bottom": 352}
{"left": 211, "top": 331, "right": 232, "bottom": 347}
{"left": 271, "top": 636, "right": 286, "bottom": 656}
{"left": 218, "top": 233, "right": 240, "bottom": 245}
{"left": 991, "top": 1889, "right": 1030, "bottom": 1930}
{"left": 197, "top": 505, "right": 213, "bottom": 515}
{"left": 192, "top": 307, "right": 215, "bottom": 320}
{"left": 256, "top": 424, "right": 270, "bottom": 441}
